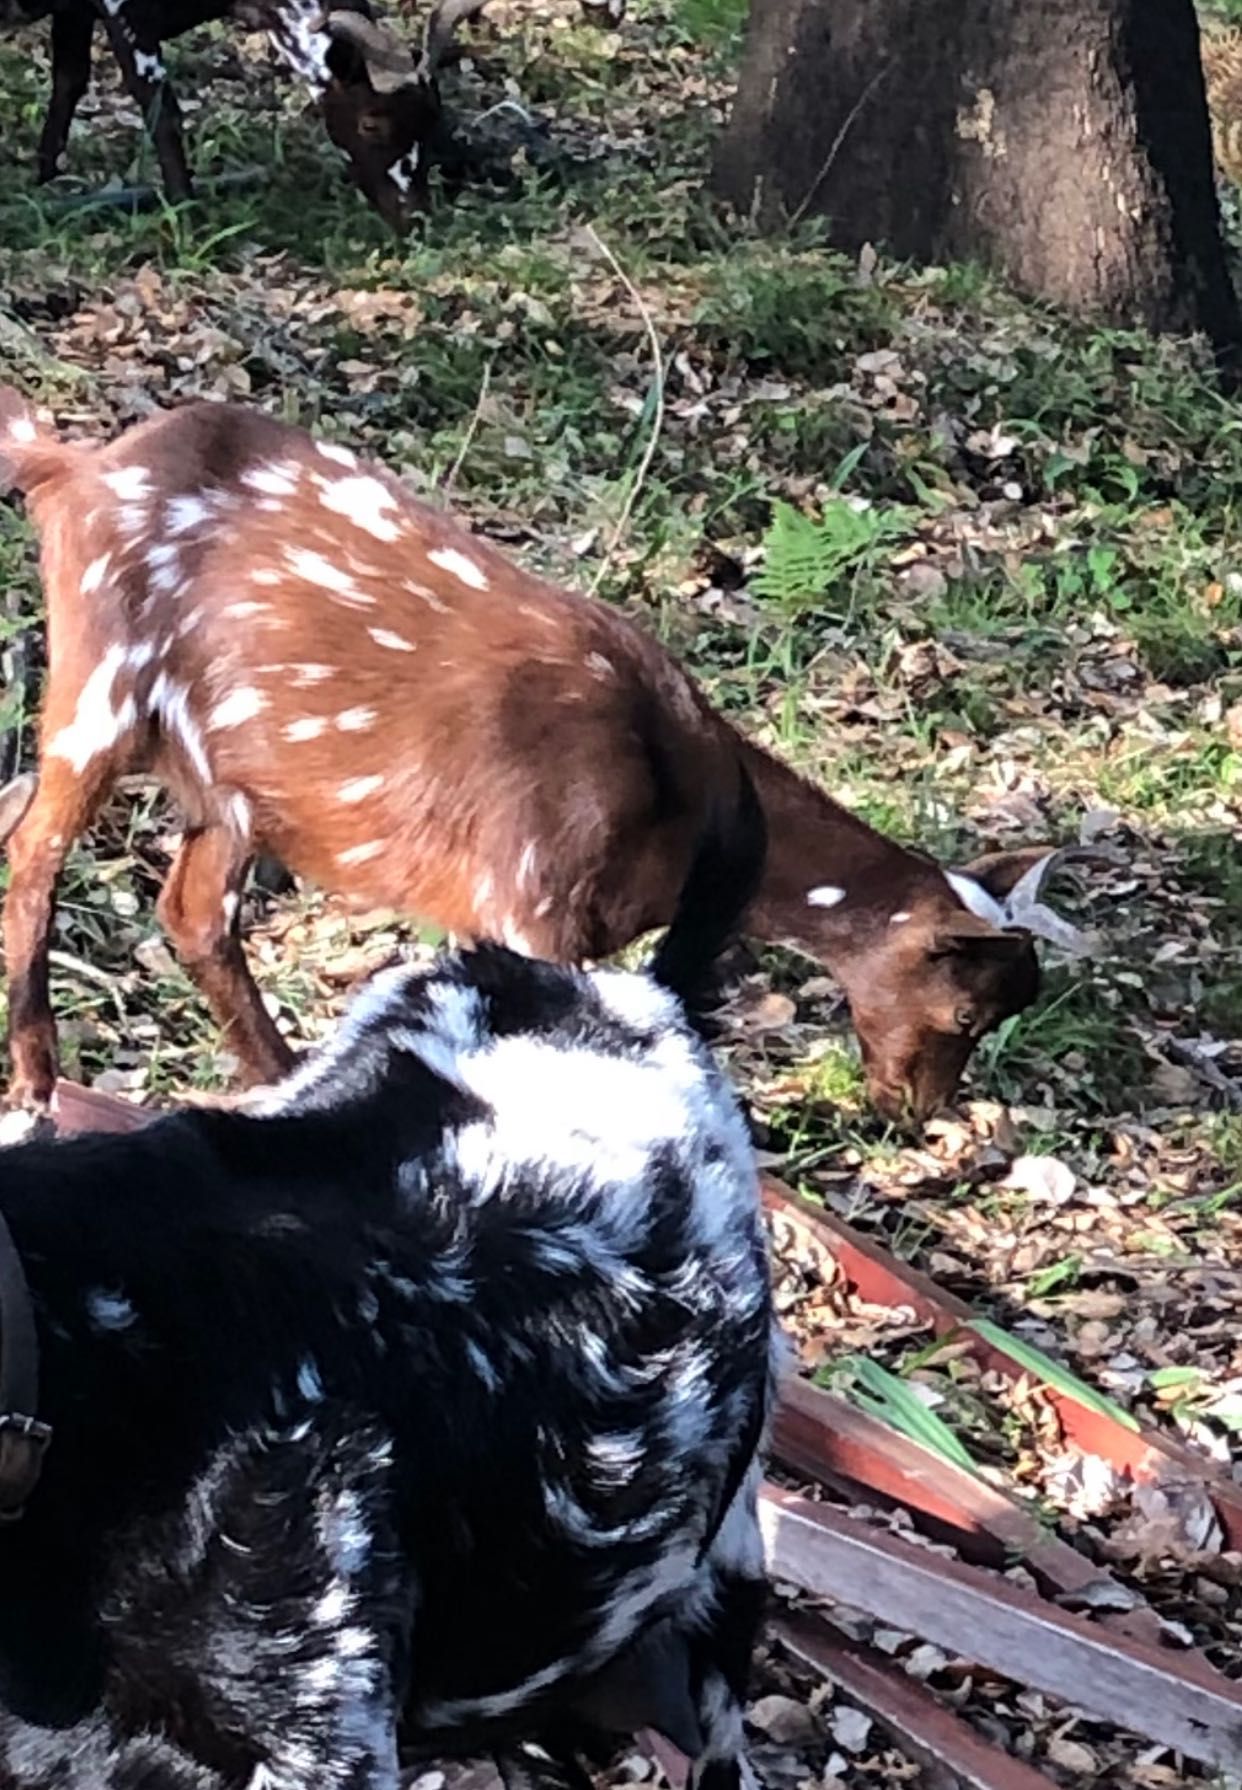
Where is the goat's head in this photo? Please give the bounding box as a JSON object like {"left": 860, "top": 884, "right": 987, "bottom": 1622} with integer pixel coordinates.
{"left": 319, "top": 0, "right": 489, "bottom": 232}
{"left": 801, "top": 845, "right": 1102, "bottom": 1123}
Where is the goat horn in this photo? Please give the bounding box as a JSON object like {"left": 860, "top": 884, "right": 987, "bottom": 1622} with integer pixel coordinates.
{"left": 0, "top": 772, "right": 37, "bottom": 848}
{"left": 1000, "top": 844, "right": 1120, "bottom": 959}
{"left": 324, "top": 10, "right": 421, "bottom": 88}
{"left": 420, "top": 0, "right": 491, "bottom": 74}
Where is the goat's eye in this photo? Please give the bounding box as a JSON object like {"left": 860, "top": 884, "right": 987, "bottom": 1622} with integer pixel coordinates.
{"left": 358, "top": 114, "right": 389, "bottom": 141}
{"left": 955, "top": 1006, "right": 976, "bottom": 1034}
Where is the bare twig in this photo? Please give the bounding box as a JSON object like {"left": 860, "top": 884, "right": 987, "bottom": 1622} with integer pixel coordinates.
{"left": 440, "top": 357, "right": 494, "bottom": 498}
{"left": 789, "top": 61, "right": 894, "bottom": 228}
{"left": 582, "top": 225, "right": 665, "bottom": 597}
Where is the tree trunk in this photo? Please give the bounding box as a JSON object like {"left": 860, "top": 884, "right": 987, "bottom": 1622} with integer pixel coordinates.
{"left": 711, "top": 0, "right": 1241, "bottom": 365}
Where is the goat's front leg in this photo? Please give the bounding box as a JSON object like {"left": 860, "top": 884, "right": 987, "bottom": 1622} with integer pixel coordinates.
{"left": 156, "top": 816, "right": 295, "bottom": 1086}
{"left": 36, "top": 3, "right": 95, "bottom": 183}
{"left": 97, "top": 8, "right": 192, "bottom": 202}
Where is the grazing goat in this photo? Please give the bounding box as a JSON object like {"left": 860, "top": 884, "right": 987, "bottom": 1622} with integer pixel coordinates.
{"left": 0, "top": 779, "right": 778, "bottom": 1790}
{"left": 0, "top": 0, "right": 489, "bottom": 229}
{"left": 0, "top": 389, "right": 1090, "bottom": 1124}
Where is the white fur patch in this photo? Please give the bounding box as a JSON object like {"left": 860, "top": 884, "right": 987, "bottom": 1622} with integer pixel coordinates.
{"left": 6, "top": 416, "right": 36, "bottom": 444}
{"left": 336, "top": 708, "right": 376, "bottom": 732}
{"left": 427, "top": 547, "right": 489, "bottom": 591}
{"left": 368, "top": 627, "right": 415, "bottom": 653}
{"left": 102, "top": 465, "right": 151, "bottom": 502}
{"left": 209, "top": 687, "right": 267, "bottom": 731}
{"left": 285, "top": 717, "right": 327, "bottom": 743}
{"left": 339, "top": 775, "right": 383, "bottom": 804}
{"left": 80, "top": 554, "right": 111, "bottom": 595}
{"left": 285, "top": 547, "right": 360, "bottom": 598}
{"left": 318, "top": 475, "right": 400, "bottom": 543}
{"left": 46, "top": 645, "right": 134, "bottom": 771}
{"left": 806, "top": 885, "right": 846, "bottom": 908}
{"left": 945, "top": 870, "right": 1008, "bottom": 929}
{"left": 317, "top": 442, "right": 358, "bottom": 469}
{"left": 338, "top": 840, "right": 385, "bottom": 866}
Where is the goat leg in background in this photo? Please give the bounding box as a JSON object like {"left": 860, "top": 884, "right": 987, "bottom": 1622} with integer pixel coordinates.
{"left": 36, "top": 2, "right": 95, "bottom": 182}
{"left": 98, "top": 18, "right": 193, "bottom": 201}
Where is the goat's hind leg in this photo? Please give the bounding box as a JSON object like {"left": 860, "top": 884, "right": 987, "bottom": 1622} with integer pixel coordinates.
{"left": 156, "top": 815, "right": 295, "bottom": 1087}
{"left": 4, "top": 742, "right": 134, "bottom": 1113}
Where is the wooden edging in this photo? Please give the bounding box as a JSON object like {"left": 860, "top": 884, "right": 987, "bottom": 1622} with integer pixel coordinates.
{"left": 772, "top": 1610, "right": 1056, "bottom": 1790}
{"left": 759, "top": 1484, "right": 1242, "bottom": 1773}
{"left": 762, "top": 1174, "right": 1242, "bottom": 1550}
{"left": 774, "top": 1375, "right": 1169, "bottom": 1648}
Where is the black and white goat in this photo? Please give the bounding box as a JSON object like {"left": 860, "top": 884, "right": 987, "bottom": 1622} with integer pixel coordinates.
{"left": 0, "top": 0, "right": 491, "bottom": 229}
{"left": 0, "top": 772, "right": 777, "bottom": 1790}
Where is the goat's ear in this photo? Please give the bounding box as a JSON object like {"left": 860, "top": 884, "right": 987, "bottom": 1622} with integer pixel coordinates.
{"left": 928, "top": 911, "right": 1031, "bottom": 959}
{"left": 957, "top": 845, "right": 1059, "bottom": 899}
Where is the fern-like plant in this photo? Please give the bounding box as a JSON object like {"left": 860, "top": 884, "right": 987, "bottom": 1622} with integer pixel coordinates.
{"left": 753, "top": 498, "right": 906, "bottom": 617}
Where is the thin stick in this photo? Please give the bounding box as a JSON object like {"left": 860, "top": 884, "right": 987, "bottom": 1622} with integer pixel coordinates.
{"left": 789, "top": 61, "right": 893, "bottom": 227}
{"left": 583, "top": 225, "right": 665, "bottom": 597}
{"left": 440, "top": 357, "right": 493, "bottom": 498}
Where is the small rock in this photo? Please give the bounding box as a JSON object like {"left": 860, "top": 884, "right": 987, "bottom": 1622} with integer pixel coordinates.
{"left": 747, "top": 1694, "right": 819, "bottom": 1746}
{"left": 1047, "top": 1738, "right": 1098, "bottom": 1773}
{"left": 1003, "top": 1153, "right": 1075, "bottom": 1206}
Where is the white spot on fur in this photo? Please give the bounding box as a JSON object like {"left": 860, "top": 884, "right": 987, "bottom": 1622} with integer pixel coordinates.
{"left": 244, "top": 463, "right": 300, "bottom": 498}
{"left": 133, "top": 47, "right": 165, "bottom": 78}
{"left": 285, "top": 547, "right": 361, "bottom": 598}
{"left": 586, "top": 653, "right": 614, "bottom": 680}
{"left": 46, "top": 645, "right": 134, "bottom": 771}
{"left": 403, "top": 580, "right": 449, "bottom": 614}
{"left": 225, "top": 792, "right": 252, "bottom": 836}
{"left": 151, "top": 675, "right": 212, "bottom": 783}
{"left": 166, "top": 495, "right": 211, "bottom": 535}
{"left": 338, "top": 840, "right": 384, "bottom": 866}
{"left": 336, "top": 708, "right": 376, "bottom": 732}
{"left": 318, "top": 475, "right": 400, "bottom": 543}
{"left": 285, "top": 717, "right": 327, "bottom": 743}
{"left": 946, "top": 871, "right": 1009, "bottom": 929}
{"left": 427, "top": 547, "right": 489, "bottom": 590}
{"left": 339, "top": 774, "right": 383, "bottom": 803}
{"left": 291, "top": 664, "right": 332, "bottom": 686}
{"left": 890, "top": 910, "right": 912, "bottom": 925}
{"left": 806, "top": 885, "right": 846, "bottom": 909}
{"left": 209, "top": 687, "right": 267, "bottom": 731}
{"left": 317, "top": 442, "right": 358, "bottom": 469}
{"left": 80, "top": 554, "right": 111, "bottom": 595}
{"left": 86, "top": 1288, "right": 137, "bottom": 1331}
{"left": 222, "top": 601, "right": 269, "bottom": 620}
{"left": 102, "top": 465, "right": 151, "bottom": 502}
{"left": 6, "top": 416, "right": 36, "bottom": 444}
{"left": 368, "top": 627, "right": 415, "bottom": 653}
{"left": 223, "top": 891, "right": 240, "bottom": 927}
{"left": 251, "top": 568, "right": 281, "bottom": 586}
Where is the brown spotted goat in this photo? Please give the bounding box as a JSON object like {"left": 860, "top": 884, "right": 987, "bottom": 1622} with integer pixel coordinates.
{"left": 0, "top": 390, "right": 1093, "bottom": 1124}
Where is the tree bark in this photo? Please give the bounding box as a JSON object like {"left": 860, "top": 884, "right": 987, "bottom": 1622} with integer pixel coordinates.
{"left": 712, "top": 0, "right": 1241, "bottom": 367}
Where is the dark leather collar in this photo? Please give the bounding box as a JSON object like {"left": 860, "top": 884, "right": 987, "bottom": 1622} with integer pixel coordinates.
{"left": 0, "top": 1209, "right": 50, "bottom": 1521}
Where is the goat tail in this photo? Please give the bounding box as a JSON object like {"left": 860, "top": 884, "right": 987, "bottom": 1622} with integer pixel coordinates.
{"left": 0, "top": 389, "right": 72, "bottom": 496}
{"left": 649, "top": 757, "right": 766, "bottom": 1020}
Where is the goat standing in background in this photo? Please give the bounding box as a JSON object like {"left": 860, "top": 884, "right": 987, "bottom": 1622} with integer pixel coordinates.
{"left": 0, "top": 778, "right": 778, "bottom": 1790}
{"left": 0, "top": 389, "right": 1091, "bottom": 1125}
{"left": 0, "top": 0, "right": 490, "bottom": 229}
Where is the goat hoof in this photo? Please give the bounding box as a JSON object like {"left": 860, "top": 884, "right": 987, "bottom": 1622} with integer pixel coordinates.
{"left": 0, "top": 1105, "right": 54, "bottom": 1147}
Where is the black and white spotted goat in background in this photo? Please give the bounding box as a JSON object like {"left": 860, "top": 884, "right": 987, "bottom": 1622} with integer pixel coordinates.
{"left": 0, "top": 0, "right": 492, "bottom": 229}
{"left": 0, "top": 770, "right": 779, "bottom": 1790}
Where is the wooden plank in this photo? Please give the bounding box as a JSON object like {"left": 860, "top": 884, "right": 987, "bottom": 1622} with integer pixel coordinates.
{"left": 772, "top": 1610, "right": 1057, "bottom": 1790}
{"left": 759, "top": 1484, "right": 1242, "bottom": 1773}
{"left": 774, "top": 1376, "right": 1167, "bottom": 1647}
{"left": 762, "top": 1174, "right": 1242, "bottom": 1549}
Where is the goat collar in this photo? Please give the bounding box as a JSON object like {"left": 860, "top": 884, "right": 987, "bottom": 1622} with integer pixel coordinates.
{"left": 0, "top": 1209, "right": 50, "bottom": 1521}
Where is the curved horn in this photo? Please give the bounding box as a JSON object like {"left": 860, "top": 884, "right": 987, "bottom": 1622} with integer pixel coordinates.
{"left": 989, "top": 844, "right": 1120, "bottom": 958}
{"left": 420, "top": 0, "right": 491, "bottom": 73}
{"left": 325, "top": 10, "right": 420, "bottom": 89}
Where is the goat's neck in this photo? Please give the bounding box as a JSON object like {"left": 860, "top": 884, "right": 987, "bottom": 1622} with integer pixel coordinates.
{"left": 259, "top": 0, "right": 332, "bottom": 94}
{"left": 737, "top": 735, "right": 939, "bottom": 960}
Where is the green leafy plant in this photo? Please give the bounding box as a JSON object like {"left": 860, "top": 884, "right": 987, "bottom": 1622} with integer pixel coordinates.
{"left": 970, "top": 1318, "right": 1140, "bottom": 1431}
{"left": 819, "top": 1354, "right": 979, "bottom": 1473}
{"left": 753, "top": 498, "right": 907, "bottom": 617}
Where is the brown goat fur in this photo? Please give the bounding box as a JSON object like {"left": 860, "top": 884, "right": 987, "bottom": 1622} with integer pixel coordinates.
{"left": 0, "top": 390, "right": 1075, "bottom": 1121}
